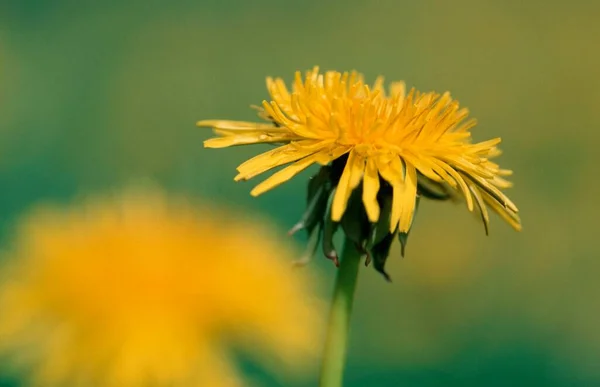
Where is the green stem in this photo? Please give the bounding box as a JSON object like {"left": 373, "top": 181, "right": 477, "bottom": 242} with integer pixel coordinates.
{"left": 319, "top": 239, "right": 361, "bottom": 387}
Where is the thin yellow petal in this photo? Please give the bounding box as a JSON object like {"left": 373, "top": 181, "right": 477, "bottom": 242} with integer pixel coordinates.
{"left": 398, "top": 163, "right": 418, "bottom": 233}
{"left": 402, "top": 152, "right": 443, "bottom": 182}
{"left": 377, "top": 156, "right": 405, "bottom": 232}
{"left": 432, "top": 159, "right": 474, "bottom": 212}
{"left": 468, "top": 138, "right": 502, "bottom": 153}
{"left": 468, "top": 183, "right": 490, "bottom": 234}
{"left": 489, "top": 175, "right": 513, "bottom": 189}
{"left": 235, "top": 144, "right": 312, "bottom": 181}
{"left": 481, "top": 190, "right": 522, "bottom": 231}
{"left": 487, "top": 147, "right": 503, "bottom": 158}
{"left": 267, "top": 77, "right": 292, "bottom": 110}
{"left": 466, "top": 173, "right": 519, "bottom": 213}
{"left": 197, "top": 120, "right": 285, "bottom": 131}
{"left": 390, "top": 81, "right": 406, "bottom": 103}
{"left": 331, "top": 151, "right": 365, "bottom": 221}
{"left": 453, "top": 118, "right": 478, "bottom": 133}
{"left": 250, "top": 149, "right": 336, "bottom": 197}
{"left": 372, "top": 76, "right": 385, "bottom": 95}
{"left": 313, "top": 146, "right": 352, "bottom": 165}
{"left": 204, "top": 133, "right": 296, "bottom": 148}
{"left": 362, "top": 158, "right": 380, "bottom": 222}
{"left": 443, "top": 155, "right": 496, "bottom": 180}
{"left": 290, "top": 139, "right": 336, "bottom": 153}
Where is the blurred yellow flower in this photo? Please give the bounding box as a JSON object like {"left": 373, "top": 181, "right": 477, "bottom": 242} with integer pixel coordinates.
{"left": 0, "top": 190, "right": 323, "bottom": 387}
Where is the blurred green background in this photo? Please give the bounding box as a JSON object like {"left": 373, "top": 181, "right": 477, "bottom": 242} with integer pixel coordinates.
{"left": 0, "top": 0, "right": 598, "bottom": 386}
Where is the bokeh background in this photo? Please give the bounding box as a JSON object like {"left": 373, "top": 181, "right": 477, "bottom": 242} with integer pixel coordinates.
{"left": 1, "top": 0, "right": 598, "bottom": 386}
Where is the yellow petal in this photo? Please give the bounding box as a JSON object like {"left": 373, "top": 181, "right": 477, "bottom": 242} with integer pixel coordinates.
{"left": 362, "top": 158, "right": 380, "bottom": 222}
{"left": 313, "top": 146, "right": 351, "bottom": 165}
{"left": 203, "top": 133, "right": 296, "bottom": 148}
{"left": 235, "top": 144, "right": 313, "bottom": 181}
{"left": 331, "top": 151, "right": 365, "bottom": 221}
{"left": 197, "top": 120, "right": 284, "bottom": 131}
{"left": 468, "top": 138, "right": 502, "bottom": 153}
{"left": 432, "top": 159, "right": 474, "bottom": 212}
{"left": 466, "top": 173, "right": 519, "bottom": 213}
{"left": 402, "top": 152, "right": 443, "bottom": 182}
{"left": 490, "top": 175, "right": 513, "bottom": 189}
{"left": 267, "top": 77, "right": 292, "bottom": 111}
{"left": 468, "top": 183, "right": 490, "bottom": 234}
{"left": 390, "top": 81, "right": 406, "bottom": 104}
{"left": 290, "top": 139, "right": 335, "bottom": 153}
{"left": 372, "top": 76, "right": 385, "bottom": 95}
{"left": 250, "top": 148, "right": 337, "bottom": 197}
{"left": 398, "top": 163, "right": 418, "bottom": 233}
{"left": 480, "top": 190, "right": 522, "bottom": 231}
{"left": 377, "top": 156, "right": 405, "bottom": 232}
{"left": 348, "top": 154, "right": 365, "bottom": 190}
{"left": 442, "top": 155, "right": 494, "bottom": 180}
{"left": 453, "top": 117, "right": 478, "bottom": 134}
{"left": 415, "top": 155, "right": 457, "bottom": 187}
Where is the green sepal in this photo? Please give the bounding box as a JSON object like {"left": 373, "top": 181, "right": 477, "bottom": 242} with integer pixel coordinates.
{"left": 417, "top": 174, "right": 453, "bottom": 201}
{"left": 371, "top": 231, "right": 397, "bottom": 281}
{"left": 322, "top": 189, "right": 340, "bottom": 267}
{"left": 398, "top": 232, "right": 409, "bottom": 257}
{"left": 465, "top": 173, "right": 511, "bottom": 209}
{"left": 340, "top": 186, "right": 370, "bottom": 248}
{"left": 397, "top": 196, "right": 421, "bottom": 257}
{"left": 292, "top": 224, "right": 322, "bottom": 267}
{"left": 367, "top": 185, "right": 394, "bottom": 249}
{"left": 307, "top": 166, "right": 332, "bottom": 200}
{"left": 288, "top": 166, "right": 331, "bottom": 236}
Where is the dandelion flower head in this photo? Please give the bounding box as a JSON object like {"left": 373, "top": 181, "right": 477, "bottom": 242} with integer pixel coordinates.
{"left": 0, "top": 190, "right": 323, "bottom": 387}
{"left": 198, "top": 67, "right": 521, "bottom": 277}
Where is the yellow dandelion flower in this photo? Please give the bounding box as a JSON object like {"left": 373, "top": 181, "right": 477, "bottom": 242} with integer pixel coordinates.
{"left": 198, "top": 67, "right": 521, "bottom": 278}
{"left": 0, "top": 190, "right": 323, "bottom": 387}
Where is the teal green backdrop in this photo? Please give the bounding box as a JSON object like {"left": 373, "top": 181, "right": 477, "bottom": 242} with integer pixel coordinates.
{"left": 1, "top": 1, "right": 598, "bottom": 386}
